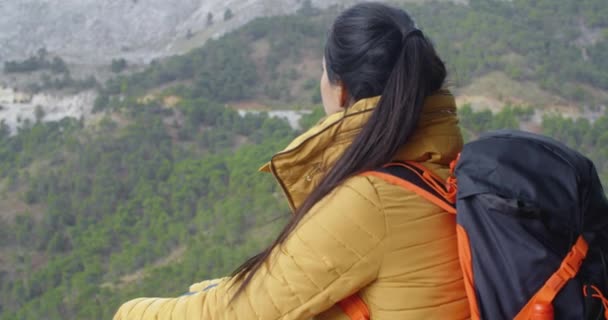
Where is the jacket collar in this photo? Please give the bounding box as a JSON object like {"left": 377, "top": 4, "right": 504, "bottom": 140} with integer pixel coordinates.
{"left": 261, "top": 90, "right": 463, "bottom": 211}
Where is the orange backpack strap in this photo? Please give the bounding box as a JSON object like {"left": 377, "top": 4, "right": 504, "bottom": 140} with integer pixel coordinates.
{"left": 362, "top": 161, "right": 456, "bottom": 214}
{"left": 584, "top": 285, "right": 608, "bottom": 319}
{"left": 337, "top": 162, "right": 456, "bottom": 320}
{"left": 338, "top": 294, "right": 370, "bottom": 320}
{"left": 514, "top": 235, "right": 589, "bottom": 319}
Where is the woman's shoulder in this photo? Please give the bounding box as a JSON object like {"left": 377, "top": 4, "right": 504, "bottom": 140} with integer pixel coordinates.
{"left": 336, "top": 164, "right": 449, "bottom": 207}
{"left": 313, "top": 175, "right": 383, "bottom": 218}
{"left": 354, "top": 162, "right": 452, "bottom": 208}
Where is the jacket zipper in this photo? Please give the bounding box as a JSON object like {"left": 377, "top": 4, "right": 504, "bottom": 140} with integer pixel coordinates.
{"left": 305, "top": 163, "right": 323, "bottom": 182}
{"left": 270, "top": 161, "right": 297, "bottom": 213}
{"left": 268, "top": 109, "right": 374, "bottom": 213}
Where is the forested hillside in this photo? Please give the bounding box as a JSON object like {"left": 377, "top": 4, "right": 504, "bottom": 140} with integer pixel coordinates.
{"left": 1, "top": 1, "right": 607, "bottom": 319}
{"left": 0, "top": 99, "right": 296, "bottom": 319}
{"left": 92, "top": 0, "right": 608, "bottom": 109}
{"left": 2, "top": 103, "right": 606, "bottom": 319}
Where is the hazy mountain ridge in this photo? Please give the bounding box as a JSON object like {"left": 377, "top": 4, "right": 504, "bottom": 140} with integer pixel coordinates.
{"left": 0, "top": 0, "right": 470, "bottom": 65}
{"left": 0, "top": 0, "right": 345, "bottom": 64}
{"left": 1, "top": 0, "right": 606, "bottom": 134}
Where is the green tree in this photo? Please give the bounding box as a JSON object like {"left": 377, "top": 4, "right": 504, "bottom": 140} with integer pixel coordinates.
{"left": 50, "top": 57, "right": 68, "bottom": 74}
{"left": 297, "top": 0, "right": 320, "bottom": 16}
{"left": 207, "top": 12, "right": 214, "bottom": 26}
{"left": 34, "top": 105, "right": 45, "bottom": 123}
{"left": 110, "top": 59, "right": 128, "bottom": 73}
{"left": 224, "top": 8, "right": 234, "bottom": 21}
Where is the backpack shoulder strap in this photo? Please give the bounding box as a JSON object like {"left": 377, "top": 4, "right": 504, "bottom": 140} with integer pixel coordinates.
{"left": 337, "top": 295, "right": 370, "bottom": 320}
{"left": 338, "top": 161, "right": 457, "bottom": 320}
{"left": 514, "top": 235, "right": 589, "bottom": 319}
{"left": 362, "top": 161, "right": 456, "bottom": 214}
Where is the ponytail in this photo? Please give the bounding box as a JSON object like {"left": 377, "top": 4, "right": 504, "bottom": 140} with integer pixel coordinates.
{"left": 230, "top": 2, "right": 446, "bottom": 300}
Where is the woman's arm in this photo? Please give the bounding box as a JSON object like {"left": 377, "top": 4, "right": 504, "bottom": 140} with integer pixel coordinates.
{"left": 113, "top": 176, "right": 386, "bottom": 320}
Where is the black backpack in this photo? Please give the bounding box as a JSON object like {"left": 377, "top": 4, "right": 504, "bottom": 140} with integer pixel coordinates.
{"left": 339, "top": 130, "right": 608, "bottom": 320}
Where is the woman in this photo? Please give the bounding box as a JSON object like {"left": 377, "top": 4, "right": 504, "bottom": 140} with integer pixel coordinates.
{"left": 114, "top": 2, "right": 470, "bottom": 319}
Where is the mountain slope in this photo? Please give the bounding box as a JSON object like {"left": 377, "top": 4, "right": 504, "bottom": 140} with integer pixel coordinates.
{"left": 0, "top": 0, "right": 315, "bottom": 63}
{"left": 3, "top": 88, "right": 606, "bottom": 320}
{"left": 95, "top": 0, "right": 608, "bottom": 111}
{"left": 0, "top": 0, "right": 469, "bottom": 64}
{"left": 4, "top": 0, "right": 606, "bottom": 127}
{"left": 0, "top": 1, "right": 607, "bottom": 319}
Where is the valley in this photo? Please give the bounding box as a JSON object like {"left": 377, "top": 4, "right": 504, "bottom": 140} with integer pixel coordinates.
{"left": 0, "top": 1, "right": 607, "bottom": 319}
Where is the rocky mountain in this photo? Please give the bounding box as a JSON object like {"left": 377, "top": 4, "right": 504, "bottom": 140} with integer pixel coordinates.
{"left": 0, "top": 0, "right": 340, "bottom": 64}
{"left": 0, "top": 0, "right": 468, "bottom": 65}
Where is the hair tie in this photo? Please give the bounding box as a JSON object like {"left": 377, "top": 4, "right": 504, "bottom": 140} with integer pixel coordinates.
{"left": 402, "top": 28, "right": 423, "bottom": 42}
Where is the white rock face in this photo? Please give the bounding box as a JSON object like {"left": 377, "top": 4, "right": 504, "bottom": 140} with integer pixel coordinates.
{"left": 0, "top": 0, "right": 343, "bottom": 131}
{"left": 0, "top": 0, "right": 357, "bottom": 65}
{"left": 0, "top": 0, "right": 468, "bottom": 132}
{"left": 0, "top": 87, "right": 95, "bottom": 133}
{"left": 238, "top": 109, "right": 312, "bottom": 130}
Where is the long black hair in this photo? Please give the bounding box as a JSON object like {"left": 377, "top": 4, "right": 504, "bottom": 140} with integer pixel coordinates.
{"left": 231, "top": 2, "right": 447, "bottom": 299}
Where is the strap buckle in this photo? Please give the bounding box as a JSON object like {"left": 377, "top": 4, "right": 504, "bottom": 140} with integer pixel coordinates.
{"left": 561, "top": 244, "right": 586, "bottom": 278}
{"left": 548, "top": 236, "right": 589, "bottom": 291}
{"left": 514, "top": 236, "right": 590, "bottom": 319}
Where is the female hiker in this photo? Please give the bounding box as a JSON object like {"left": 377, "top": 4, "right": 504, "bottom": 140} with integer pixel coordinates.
{"left": 114, "top": 2, "right": 470, "bottom": 319}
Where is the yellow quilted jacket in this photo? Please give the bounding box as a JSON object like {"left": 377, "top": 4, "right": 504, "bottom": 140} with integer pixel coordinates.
{"left": 113, "top": 91, "right": 470, "bottom": 320}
